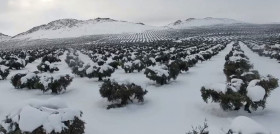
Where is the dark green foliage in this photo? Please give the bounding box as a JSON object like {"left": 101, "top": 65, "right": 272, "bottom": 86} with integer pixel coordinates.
{"left": 121, "top": 60, "right": 145, "bottom": 73}
{"left": 37, "top": 62, "right": 59, "bottom": 73}
{"left": 47, "top": 75, "right": 73, "bottom": 94}
{"left": 72, "top": 65, "right": 89, "bottom": 77}
{"left": 11, "top": 73, "right": 40, "bottom": 89}
{"left": 168, "top": 61, "right": 181, "bottom": 80}
{"left": 122, "top": 62, "right": 134, "bottom": 73}
{"left": 7, "top": 59, "right": 26, "bottom": 70}
{"left": 42, "top": 54, "right": 61, "bottom": 63}
{"left": 100, "top": 80, "right": 148, "bottom": 109}
{"left": 240, "top": 70, "right": 260, "bottom": 83}
{"left": 259, "top": 75, "right": 279, "bottom": 93}
{"left": 25, "top": 56, "right": 36, "bottom": 63}
{"left": 10, "top": 73, "right": 73, "bottom": 94}
{"left": 201, "top": 86, "right": 246, "bottom": 111}
{"left": 86, "top": 65, "right": 115, "bottom": 81}
{"left": 201, "top": 43, "right": 279, "bottom": 113}
{"left": 108, "top": 61, "right": 120, "bottom": 69}
{"left": 132, "top": 60, "right": 146, "bottom": 72}
{"left": 224, "top": 60, "right": 252, "bottom": 80}
{"left": 11, "top": 73, "right": 26, "bottom": 88}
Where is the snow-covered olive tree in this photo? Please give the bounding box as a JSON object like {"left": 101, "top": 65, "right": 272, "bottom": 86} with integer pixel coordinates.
{"left": 100, "top": 80, "right": 148, "bottom": 109}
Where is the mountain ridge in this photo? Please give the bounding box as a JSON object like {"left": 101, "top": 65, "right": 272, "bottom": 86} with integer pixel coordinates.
{"left": 13, "top": 17, "right": 162, "bottom": 40}
{"left": 168, "top": 17, "right": 245, "bottom": 29}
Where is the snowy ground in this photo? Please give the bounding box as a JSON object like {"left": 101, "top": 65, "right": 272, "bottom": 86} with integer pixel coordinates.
{"left": 0, "top": 42, "right": 280, "bottom": 133}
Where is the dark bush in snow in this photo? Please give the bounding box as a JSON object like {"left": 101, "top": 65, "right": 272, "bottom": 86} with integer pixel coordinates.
{"left": 167, "top": 61, "right": 181, "bottom": 80}
{"left": 100, "top": 80, "right": 148, "bottom": 109}
{"left": 132, "top": 60, "right": 145, "bottom": 72}
{"left": 11, "top": 73, "right": 40, "bottom": 89}
{"left": 0, "top": 65, "right": 9, "bottom": 80}
{"left": 42, "top": 54, "right": 61, "bottom": 63}
{"left": 186, "top": 120, "right": 209, "bottom": 134}
{"left": 5, "top": 58, "right": 27, "bottom": 70}
{"left": 224, "top": 59, "right": 252, "bottom": 80}
{"left": 240, "top": 70, "right": 260, "bottom": 83}
{"left": 86, "top": 64, "right": 115, "bottom": 81}
{"left": 201, "top": 44, "right": 279, "bottom": 113}
{"left": 144, "top": 65, "right": 170, "bottom": 85}
{"left": 72, "top": 64, "right": 89, "bottom": 77}
{"left": 25, "top": 55, "right": 36, "bottom": 63}
{"left": 39, "top": 75, "right": 74, "bottom": 94}
{"left": 37, "top": 61, "right": 59, "bottom": 73}
{"left": 0, "top": 98, "right": 85, "bottom": 134}
{"left": 122, "top": 60, "right": 145, "bottom": 73}
{"left": 144, "top": 57, "right": 156, "bottom": 66}
{"left": 122, "top": 61, "right": 134, "bottom": 73}
{"left": 11, "top": 73, "right": 73, "bottom": 94}
{"left": 65, "top": 55, "right": 83, "bottom": 68}
{"left": 108, "top": 61, "right": 120, "bottom": 69}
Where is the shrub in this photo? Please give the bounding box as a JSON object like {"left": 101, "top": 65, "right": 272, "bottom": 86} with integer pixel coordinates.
{"left": 25, "top": 55, "right": 36, "bottom": 63}
{"left": 167, "top": 61, "right": 181, "bottom": 80}
{"left": 86, "top": 64, "right": 115, "bottom": 81}
{"left": 40, "top": 75, "right": 74, "bottom": 94}
{"left": 11, "top": 73, "right": 73, "bottom": 94}
{"left": 0, "top": 65, "right": 9, "bottom": 80}
{"left": 201, "top": 44, "right": 279, "bottom": 113}
{"left": 37, "top": 61, "right": 59, "bottom": 73}
{"left": 42, "top": 54, "right": 61, "bottom": 63}
{"left": 224, "top": 59, "right": 252, "bottom": 79}
{"left": 72, "top": 64, "right": 90, "bottom": 77}
{"left": 186, "top": 120, "right": 209, "bottom": 134}
{"left": 132, "top": 60, "right": 145, "bottom": 72}
{"left": 144, "top": 65, "right": 170, "bottom": 85}
{"left": 108, "top": 61, "right": 120, "bottom": 69}
{"left": 100, "top": 80, "right": 148, "bottom": 109}
{"left": 11, "top": 73, "right": 39, "bottom": 89}
{"left": 144, "top": 57, "right": 156, "bottom": 66}
{"left": 201, "top": 76, "right": 278, "bottom": 113}
{"left": 122, "top": 62, "right": 134, "bottom": 73}
{"left": 6, "top": 58, "right": 26, "bottom": 70}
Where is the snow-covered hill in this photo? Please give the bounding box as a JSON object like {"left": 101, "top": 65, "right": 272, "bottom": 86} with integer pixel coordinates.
{"left": 168, "top": 17, "right": 244, "bottom": 29}
{"left": 13, "top": 18, "right": 164, "bottom": 40}
{"left": 0, "top": 33, "right": 11, "bottom": 42}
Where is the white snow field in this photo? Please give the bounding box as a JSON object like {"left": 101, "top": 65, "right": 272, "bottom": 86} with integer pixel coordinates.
{"left": 13, "top": 18, "right": 164, "bottom": 40}
{"left": 0, "top": 42, "right": 280, "bottom": 134}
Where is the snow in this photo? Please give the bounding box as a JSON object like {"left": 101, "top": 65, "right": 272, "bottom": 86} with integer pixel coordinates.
{"left": 204, "top": 83, "right": 227, "bottom": 93}
{"left": 14, "top": 18, "right": 164, "bottom": 40}
{"left": 20, "top": 72, "right": 37, "bottom": 84}
{"left": 146, "top": 64, "right": 169, "bottom": 76}
{"left": 168, "top": 17, "right": 243, "bottom": 29}
{"left": 0, "top": 98, "right": 81, "bottom": 133}
{"left": 229, "top": 55, "right": 248, "bottom": 62}
{"left": 247, "top": 85, "right": 266, "bottom": 102}
{"left": 0, "top": 65, "right": 9, "bottom": 72}
{"left": 230, "top": 116, "right": 269, "bottom": 134}
{"left": 0, "top": 33, "right": 11, "bottom": 42}
{"left": 19, "top": 105, "right": 49, "bottom": 132}
{"left": 0, "top": 42, "right": 279, "bottom": 134}
{"left": 229, "top": 78, "right": 244, "bottom": 91}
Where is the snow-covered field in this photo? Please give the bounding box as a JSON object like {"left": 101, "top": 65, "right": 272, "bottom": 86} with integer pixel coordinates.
{"left": 0, "top": 40, "right": 279, "bottom": 134}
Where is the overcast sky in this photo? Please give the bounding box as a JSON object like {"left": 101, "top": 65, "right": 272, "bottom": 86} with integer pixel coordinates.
{"left": 1, "top": 0, "right": 280, "bottom": 36}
